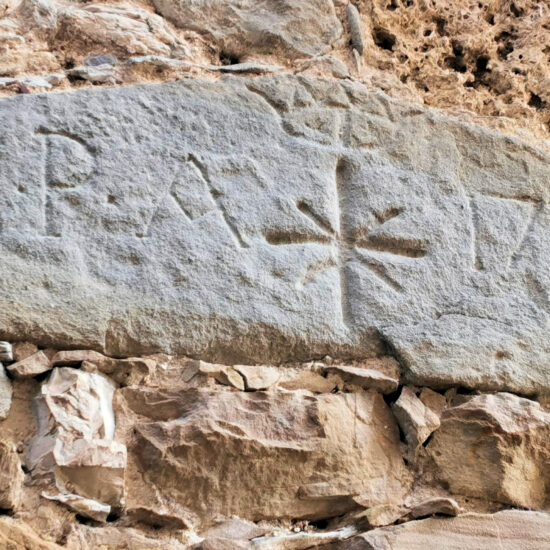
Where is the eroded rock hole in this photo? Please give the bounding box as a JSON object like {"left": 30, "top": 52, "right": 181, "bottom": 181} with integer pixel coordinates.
{"left": 528, "top": 93, "right": 547, "bottom": 110}
{"left": 373, "top": 27, "right": 396, "bottom": 51}
{"left": 219, "top": 51, "right": 240, "bottom": 65}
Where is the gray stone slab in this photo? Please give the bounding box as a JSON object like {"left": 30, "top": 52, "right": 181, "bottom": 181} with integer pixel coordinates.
{"left": 1, "top": 76, "right": 549, "bottom": 391}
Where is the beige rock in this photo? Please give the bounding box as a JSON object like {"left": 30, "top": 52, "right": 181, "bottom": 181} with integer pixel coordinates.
{"left": 65, "top": 524, "right": 196, "bottom": 549}
{"left": 12, "top": 341, "right": 37, "bottom": 362}
{"left": 82, "top": 356, "right": 155, "bottom": 386}
{"left": 392, "top": 387, "right": 440, "bottom": 449}
{"left": 150, "top": 0, "right": 342, "bottom": 58}
{"left": 127, "top": 504, "right": 189, "bottom": 529}
{"left": 0, "top": 341, "right": 12, "bottom": 362}
{"left": 0, "top": 440, "right": 23, "bottom": 509}
{"left": 234, "top": 365, "right": 280, "bottom": 390}
{"left": 42, "top": 492, "right": 111, "bottom": 522}
{"left": 28, "top": 368, "right": 126, "bottom": 509}
{"left": 323, "top": 365, "right": 398, "bottom": 394}
{"left": 251, "top": 527, "right": 357, "bottom": 549}
{"left": 121, "top": 387, "right": 411, "bottom": 523}
{"left": 428, "top": 392, "right": 550, "bottom": 509}
{"left": 7, "top": 350, "right": 51, "bottom": 378}
{"left": 199, "top": 361, "right": 245, "bottom": 390}
{"left": 352, "top": 475, "right": 409, "bottom": 509}
{"left": 0, "top": 517, "right": 63, "bottom": 550}
{"left": 409, "top": 497, "right": 460, "bottom": 519}
{"left": 201, "top": 538, "right": 248, "bottom": 549}
{"left": 358, "top": 503, "right": 407, "bottom": 528}
{"left": 339, "top": 510, "right": 550, "bottom": 550}
{"left": 418, "top": 388, "right": 446, "bottom": 417}
{"left": 203, "top": 517, "right": 267, "bottom": 540}
{"left": 55, "top": 3, "right": 185, "bottom": 60}
{"left": 49, "top": 350, "right": 107, "bottom": 367}
{"left": 277, "top": 370, "right": 337, "bottom": 393}
{"left": 0, "top": 365, "right": 11, "bottom": 419}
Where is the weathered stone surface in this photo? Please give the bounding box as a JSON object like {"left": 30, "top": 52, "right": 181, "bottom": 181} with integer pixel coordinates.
{"left": 324, "top": 365, "right": 398, "bottom": 394}
{"left": 42, "top": 492, "right": 111, "bottom": 522}
{"left": 0, "top": 517, "right": 63, "bottom": 550}
{"left": 28, "top": 367, "right": 127, "bottom": 509}
{"left": 392, "top": 386, "right": 440, "bottom": 449}
{"left": 120, "top": 386, "right": 410, "bottom": 524}
{"left": 277, "top": 369, "right": 337, "bottom": 393}
{"left": 64, "top": 524, "right": 196, "bottom": 549}
{"left": 0, "top": 341, "right": 12, "bottom": 361}
{"left": 418, "top": 388, "right": 446, "bottom": 418}
{"left": 427, "top": 392, "right": 550, "bottom": 509}
{"left": 7, "top": 350, "right": 51, "bottom": 378}
{"left": 250, "top": 526, "right": 357, "bottom": 549}
{"left": 50, "top": 349, "right": 107, "bottom": 367}
{"left": 234, "top": 365, "right": 280, "bottom": 390}
{"left": 203, "top": 517, "right": 267, "bottom": 541}
{"left": 0, "top": 365, "right": 11, "bottom": 419}
{"left": 0, "top": 440, "right": 24, "bottom": 509}
{"left": 199, "top": 361, "right": 245, "bottom": 390}
{"left": 358, "top": 503, "right": 407, "bottom": 528}
{"left": 12, "top": 341, "right": 39, "bottom": 362}
{"left": 1, "top": 76, "right": 549, "bottom": 391}
{"left": 346, "top": 3, "right": 364, "bottom": 56}
{"left": 408, "top": 497, "right": 459, "bottom": 519}
{"left": 150, "top": 0, "right": 342, "bottom": 58}
{"left": 337, "top": 511, "right": 550, "bottom": 550}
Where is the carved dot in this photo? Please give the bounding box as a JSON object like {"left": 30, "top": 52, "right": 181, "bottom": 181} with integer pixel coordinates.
{"left": 107, "top": 194, "right": 117, "bottom": 204}
{"left": 17, "top": 185, "right": 26, "bottom": 193}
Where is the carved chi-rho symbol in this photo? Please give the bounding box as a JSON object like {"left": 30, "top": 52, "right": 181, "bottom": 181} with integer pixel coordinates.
{"left": 266, "top": 158, "right": 427, "bottom": 328}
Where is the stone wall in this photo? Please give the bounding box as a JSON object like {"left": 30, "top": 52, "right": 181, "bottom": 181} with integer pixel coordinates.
{"left": 1, "top": 2, "right": 550, "bottom": 549}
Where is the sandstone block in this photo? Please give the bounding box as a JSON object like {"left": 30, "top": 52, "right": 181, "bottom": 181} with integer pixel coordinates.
{"left": 324, "top": 365, "right": 398, "bottom": 394}
{"left": 120, "top": 386, "right": 411, "bottom": 524}
{"left": 149, "top": 0, "right": 342, "bottom": 58}
{"left": 1, "top": 76, "right": 550, "bottom": 392}
{"left": 427, "top": 392, "right": 550, "bottom": 508}
{"left": 338, "top": 510, "right": 550, "bottom": 550}
{"left": 12, "top": 341, "right": 39, "bottom": 362}
{"left": 234, "top": 365, "right": 280, "bottom": 390}
{"left": 7, "top": 350, "right": 51, "bottom": 378}
{"left": 392, "top": 387, "right": 440, "bottom": 449}
{"left": 0, "top": 440, "right": 24, "bottom": 510}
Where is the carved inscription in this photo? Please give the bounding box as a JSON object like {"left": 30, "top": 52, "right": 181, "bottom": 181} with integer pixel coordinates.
{"left": 267, "top": 156, "right": 428, "bottom": 328}
{"left": 37, "top": 128, "right": 94, "bottom": 237}
{"left": 143, "top": 155, "right": 249, "bottom": 247}
{"left": 469, "top": 193, "right": 540, "bottom": 273}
